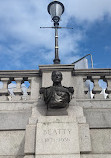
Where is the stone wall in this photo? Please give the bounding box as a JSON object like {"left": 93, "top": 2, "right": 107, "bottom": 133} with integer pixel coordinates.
{"left": 0, "top": 65, "right": 111, "bottom": 157}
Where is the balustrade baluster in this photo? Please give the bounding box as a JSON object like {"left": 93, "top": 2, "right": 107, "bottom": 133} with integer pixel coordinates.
{"left": 21, "top": 77, "right": 31, "bottom": 101}
{"left": 27, "top": 77, "right": 31, "bottom": 94}
{"left": 0, "top": 78, "right": 9, "bottom": 101}
{"left": 83, "top": 77, "right": 90, "bottom": 99}
{"left": 105, "top": 76, "right": 111, "bottom": 99}
{"left": 92, "top": 76, "right": 104, "bottom": 99}
{"left": 13, "top": 78, "right": 22, "bottom": 101}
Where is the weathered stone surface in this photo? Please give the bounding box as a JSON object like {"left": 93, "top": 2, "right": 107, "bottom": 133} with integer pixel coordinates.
{"left": 31, "top": 77, "right": 41, "bottom": 100}
{"left": 35, "top": 155, "right": 80, "bottom": 158}
{"left": 46, "top": 108, "right": 68, "bottom": 116}
{"left": 91, "top": 129, "right": 111, "bottom": 153}
{"left": 0, "top": 102, "right": 36, "bottom": 111}
{"left": 68, "top": 106, "right": 86, "bottom": 123}
{"left": 29, "top": 117, "right": 38, "bottom": 125}
{"left": 36, "top": 116, "right": 80, "bottom": 155}
{"left": 24, "top": 125, "right": 36, "bottom": 154}
{"left": 0, "top": 131, "right": 25, "bottom": 156}
{"left": 0, "top": 96, "right": 8, "bottom": 101}
{"left": 84, "top": 109, "right": 111, "bottom": 128}
{"left": 0, "top": 111, "right": 31, "bottom": 130}
{"left": 1, "top": 68, "right": 111, "bottom": 158}
{"left": 0, "top": 156, "right": 23, "bottom": 158}
{"left": 24, "top": 156, "right": 34, "bottom": 158}
{"left": 77, "top": 117, "right": 86, "bottom": 124}
{"left": 31, "top": 103, "right": 47, "bottom": 117}
{"left": 68, "top": 106, "right": 85, "bottom": 117}
{"left": 37, "top": 116, "right": 77, "bottom": 123}
{"left": 79, "top": 124, "right": 91, "bottom": 153}
{"left": 76, "top": 100, "right": 111, "bottom": 109}
{"left": 42, "top": 72, "right": 52, "bottom": 87}
{"left": 74, "top": 76, "right": 85, "bottom": 99}
{"left": 81, "top": 154, "right": 111, "bottom": 158}
{"left": 39, "top": 64, "right": 74, "bottom": 73}
{"left": 11, "top": 95, "right": 22, "bottom": 101}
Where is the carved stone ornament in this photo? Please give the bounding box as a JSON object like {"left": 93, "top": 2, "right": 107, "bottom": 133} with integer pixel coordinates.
{"left": 40, "top": 71, "right": 74, "bottom": 109}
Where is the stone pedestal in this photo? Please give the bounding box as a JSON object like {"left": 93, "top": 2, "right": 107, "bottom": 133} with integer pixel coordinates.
{"left": 35, "top": 116, "right": 80, "bottom": 158}
{"left": 24, "top": 106, "right": 91, "bottom": 158}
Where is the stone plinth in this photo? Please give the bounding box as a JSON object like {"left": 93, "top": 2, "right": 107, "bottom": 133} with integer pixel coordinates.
{"left": 35, "top": 116, "right": 80, "bottom": 158}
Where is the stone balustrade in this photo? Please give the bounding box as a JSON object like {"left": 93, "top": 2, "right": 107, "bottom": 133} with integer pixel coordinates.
{"left": 0, "top": 70, "right": 40, "bottom": 101}
{"left": 0, "top": 68, "right": 111, "bottom": 101}
{"left": 73, "top": 68, "right": 111, "bottom": 100}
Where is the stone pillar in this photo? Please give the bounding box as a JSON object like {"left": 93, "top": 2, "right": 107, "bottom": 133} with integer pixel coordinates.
{"left": 23, "top": 65, "right": 92, "bottom": 157}
{"left": 31, "top": 77, "right": 41, "bottom": 100}
{"left": 24, "top": 107, "right": 91, "bottom": 158}
{"left": 74, "top": 76, "right": 85, "bottom": 99}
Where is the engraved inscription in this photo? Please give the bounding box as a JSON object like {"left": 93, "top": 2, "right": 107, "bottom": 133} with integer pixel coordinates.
{"left": 45, "top": 137, "right": 70, "bottom": 143}
{"left": 43, "top": 128, "right": 72, "bottom": 143}
{"left": 43, "top": 129, "right": 71, "bottom": 135}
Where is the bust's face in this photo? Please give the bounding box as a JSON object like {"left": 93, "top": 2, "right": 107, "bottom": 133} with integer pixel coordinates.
{"left": 52, "top": 71, "right": 62, "bottom": 83}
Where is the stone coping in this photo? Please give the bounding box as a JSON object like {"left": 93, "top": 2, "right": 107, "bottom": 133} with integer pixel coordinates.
{"left": 39, "top": 64, "right": 75, "bottom": 72}
{"left": 0, "top": 68, "right": 111, "bottom": 77}
{"left": 73, "top": 68, "right": 111, "bottom": 76}
{"left": 0, "top": 70, "right": 40, "bottom": 77}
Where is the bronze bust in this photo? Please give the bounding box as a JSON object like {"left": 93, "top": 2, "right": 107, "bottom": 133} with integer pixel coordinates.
{"left": 40, "top": 71, "right": 74, "bottom": 109}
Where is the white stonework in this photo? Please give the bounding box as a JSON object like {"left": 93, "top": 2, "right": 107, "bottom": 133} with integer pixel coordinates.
{"left": 35, "top": 155, "right": 80, "bottom": 158}
{"left": 24, "top": 156, "right": 34, "bottom": 158}
{"left": 84, "top": 108, "right": 111, "bottom": 128}
{"left": 79, "top": 124, "right": 91, "bottom": 153}
{"left": 35, "top": 116, "right": 80, "bottom": 156}
{"left": 81, "top": 154, "right": 111, "bottom": 158}
{"left": 90, "top": 129, "right": 111, "bottom": 153}
{"left": 0, "top": 131, "right": 25, "bottom": 156}
{"left": 68, "top": 106, "right": 86, "bottom": 123}
{"left": 0, "top": 67, "right": 111, "bottom": 158}
{"left": 24, "top": 125, "right": 36, "bottom": 154}
{"left": 0, "top": 111, "right": 31, "bottom": 130}
{"left": 0, "top": 156, "right": 24, "bottom": 158}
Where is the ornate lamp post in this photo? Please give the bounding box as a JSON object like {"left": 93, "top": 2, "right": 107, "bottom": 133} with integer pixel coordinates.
{"left": 47, "top": 1, "right": 65, "bottom": 64}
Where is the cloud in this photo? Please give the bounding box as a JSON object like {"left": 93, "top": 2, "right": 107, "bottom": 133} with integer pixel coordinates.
{"left": 63, "top": 0, "right": 111, "bottom": 22}
{"left": 0, "top": 0, "right": 53, "bottom": 47}
{"left": 0, "top": 0, "right": 111, "bottom": 69}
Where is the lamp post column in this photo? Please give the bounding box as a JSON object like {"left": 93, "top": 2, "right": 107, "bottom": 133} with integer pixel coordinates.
{"left": 47, "top": 1, "right": 65, "bottom": 64}
{"left": 53, "top": 25, "right": 60, "bottom": 64}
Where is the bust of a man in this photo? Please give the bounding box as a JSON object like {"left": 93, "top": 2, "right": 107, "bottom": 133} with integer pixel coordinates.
{"left": 40, "top": 71, "right": 74, "bottom": 109}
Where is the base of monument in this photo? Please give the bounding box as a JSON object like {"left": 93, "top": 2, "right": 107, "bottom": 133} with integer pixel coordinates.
{"left": 35, "top": 116, "right": 80, "bottom": 156}
{"left": 35, "top": 154, "right": 80, "bottom": 158}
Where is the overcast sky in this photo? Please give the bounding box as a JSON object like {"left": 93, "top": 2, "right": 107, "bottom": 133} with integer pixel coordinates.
{"left": 0, "top": 0, "right": 111, "bottom": 70}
